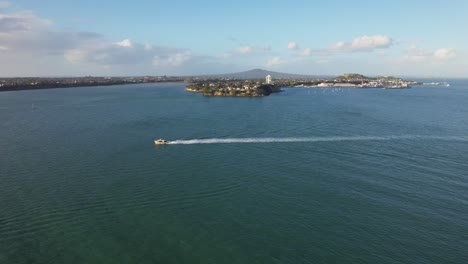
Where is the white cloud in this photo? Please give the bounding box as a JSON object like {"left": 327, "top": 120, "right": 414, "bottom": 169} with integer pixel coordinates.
{"left": 402, "top": 45, "right": 456, "bottom": 63}
{"left": 288, "top": 42, "right": 298, "bottom": 51}
{"left": 433, "top": 48, "right": 456, "bottom": 60}
{"left": 153, "top": 51, "right": 192, "bottom": 67}
{"left": 331, "top": 41, "right": 346, "bottom": 50}
{"left": 291, "top": 35, "right": 392, "bottom": 57}
{"left": 259, "top": 45, "right": 271, "bottom": 51}
{"left": 351, "top": 35, "right": 392, "bottom": 50}
{"left": 331, "top": 35, "right": 393, "bottom": 52}
{"left": 403, "top": 45, "right": 430, "bottom": 62}
{"left": 64, "top": 41, "right": 193, "bottom": 67}
{"left": 64, "top": 49, "right": 88, "bottom": 64}
{"left": 233, "top": 46, "right": 253, "bottom": 54}
{"left": 0, "top": 1, "right": 10, "bottom": 9}
{"left": 0, "top": 9, "right": 196, "bottom": 74}
{"left": 225, "top": 44, "right": 271, "bottom": 57}
{"left": 144, "top": 43, "right": 153, "bottom": 51}
{"left": 295, "top": 47, "right": 330, "bottom": 57}
{"left": 220, "top": 52, "right": 232, "bottom": 59}
{"left": 116, "top": 39, "right": 132, "bottom": 48}
{"left": 0, "top": 11, "right": 100, "bottom": 55}
{"left": 266, "top": 57, "right": 285, "bottom": 67}
{"left": 0, "top": 11, "right": 51, "bottom": 32}
{"left": 298, "top": 48, "right": 312, "bottom": 57}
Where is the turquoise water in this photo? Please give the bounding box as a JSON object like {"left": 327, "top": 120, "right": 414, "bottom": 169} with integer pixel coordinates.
{"left": 1, "top": 82, "right": 468, "bottom": 263}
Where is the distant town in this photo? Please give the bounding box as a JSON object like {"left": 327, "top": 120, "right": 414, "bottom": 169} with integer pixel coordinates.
{"left": 186, "top": 73, "right": 423, "bottom": 97}
{"left": 0, "top": 76, "right": 185, "bottom": 92}
{"left": 0, "top": 70, "right": 424, "bottom": 94}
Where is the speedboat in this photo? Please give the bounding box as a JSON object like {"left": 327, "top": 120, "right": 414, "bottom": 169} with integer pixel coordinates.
{"left": 154, "top": 139, "right": 168, "bottom": 145}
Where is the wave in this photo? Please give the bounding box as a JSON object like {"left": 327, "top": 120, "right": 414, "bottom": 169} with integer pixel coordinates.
{"left": 168, "top": 135, "right": 468, "bottom": 145}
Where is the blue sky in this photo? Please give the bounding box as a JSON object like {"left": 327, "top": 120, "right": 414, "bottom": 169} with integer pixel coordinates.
{"left": 1, "top": 0, "right": 467, "bottom": 77}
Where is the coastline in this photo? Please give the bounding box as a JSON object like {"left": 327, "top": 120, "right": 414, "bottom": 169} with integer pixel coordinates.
{"left": 1, "top": 72, "right": 424, "bottom": 93}
{"left": 0, "top": 77, "right": 185, "bottom": 92}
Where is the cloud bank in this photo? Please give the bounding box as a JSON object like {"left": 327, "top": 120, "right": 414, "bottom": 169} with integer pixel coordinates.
{"left": 0, "top": 9, "right": 196, "bottom": 75}
{"left": 226, "top": 44, "right": 272, "bottom": 57}
{"left": 0, "top": 1, "right": 10, "bottom": 9}
{"left": 331, "top": 35, "right": 393, "bottom": 52}
{"left": 290, "top": 35, "right": 393, "bottom": 58}
{"left": 403, "top": 45, "right": 456, "bottom": 62}
{"left": 266, "top": 57, "right": 285, "bottom": 67}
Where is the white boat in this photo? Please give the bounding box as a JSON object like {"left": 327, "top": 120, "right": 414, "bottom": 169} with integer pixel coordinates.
{"left": 154, "top": 139, "right": 168, "bottom": 145}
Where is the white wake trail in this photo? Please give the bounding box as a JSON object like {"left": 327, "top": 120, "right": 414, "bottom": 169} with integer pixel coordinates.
{"left": 167, "top": 135, "right": 468, "bottom": 145}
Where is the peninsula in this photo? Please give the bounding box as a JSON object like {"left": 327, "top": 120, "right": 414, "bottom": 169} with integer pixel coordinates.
{"left": 186, "top": 82, "right": 281, "bottom": 97}
{"left": 184, "top": 71, "right": 422, "bottom": 97}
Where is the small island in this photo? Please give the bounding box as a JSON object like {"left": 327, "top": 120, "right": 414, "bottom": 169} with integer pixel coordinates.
{"left": 186, "top": 78, "right": 281, "bottom": 97}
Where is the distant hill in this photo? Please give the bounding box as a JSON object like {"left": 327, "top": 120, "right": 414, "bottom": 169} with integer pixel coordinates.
{"left": 198, "top": 69, "right": 325, "bottom": 80}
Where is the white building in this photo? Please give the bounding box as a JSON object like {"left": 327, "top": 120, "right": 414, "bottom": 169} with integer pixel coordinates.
{"left": 266, "top": 75, "right": 272, "bottom": 84}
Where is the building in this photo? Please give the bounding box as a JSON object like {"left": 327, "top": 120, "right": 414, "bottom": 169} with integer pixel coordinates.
{"left": 266, "top": 75, "right": 272, "bottom": 84}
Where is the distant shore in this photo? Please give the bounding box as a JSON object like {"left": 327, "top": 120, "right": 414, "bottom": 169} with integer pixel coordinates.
{"left": 0, "top": 77, "right": 185, "bottom": 92}
{"left": 185, "top": 73, "right": 422, "bottom": 97}
{"left": 0, "top": 72, "right": 423, "bottom": 93}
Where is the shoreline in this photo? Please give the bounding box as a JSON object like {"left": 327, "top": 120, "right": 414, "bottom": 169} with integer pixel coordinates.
{"left": 0, "top": 79, "right": 185, "bottom": 92}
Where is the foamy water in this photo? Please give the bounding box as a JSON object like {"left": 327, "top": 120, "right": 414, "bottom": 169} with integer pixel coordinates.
{"left": 167, "top": 135, "right": 468, "bottom": 145}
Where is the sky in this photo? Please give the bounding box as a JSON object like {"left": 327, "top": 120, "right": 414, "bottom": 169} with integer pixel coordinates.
{"left": 1, "top": 0, "right": 467, "bottom": 77}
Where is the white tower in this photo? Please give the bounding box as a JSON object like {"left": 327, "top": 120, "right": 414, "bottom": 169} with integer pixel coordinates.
{"left": 266, "top": 75, "right": 272, "bottom": 84}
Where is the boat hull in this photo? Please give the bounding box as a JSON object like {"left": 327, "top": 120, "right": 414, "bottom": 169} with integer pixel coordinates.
{"left": 154, "top": 139, "right": 168, "bottom": 145}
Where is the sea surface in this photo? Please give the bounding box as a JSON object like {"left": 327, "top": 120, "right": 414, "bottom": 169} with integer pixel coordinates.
{"left": 1, "top": 81, "right": 468, "bottom": 263}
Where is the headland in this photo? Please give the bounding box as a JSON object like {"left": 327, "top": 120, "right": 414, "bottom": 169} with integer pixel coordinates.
{"left": 185, "top": 72, "right": 422, "bottom": 97}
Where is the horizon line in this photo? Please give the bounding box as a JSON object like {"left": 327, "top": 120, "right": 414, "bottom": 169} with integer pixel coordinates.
{"left": 0, "top": 69, "right": 466, "bottom": 79}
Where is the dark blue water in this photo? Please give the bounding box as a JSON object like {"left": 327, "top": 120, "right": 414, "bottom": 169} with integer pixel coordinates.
{"left": 1, "top": 82, "right": 468, "bottom": 263}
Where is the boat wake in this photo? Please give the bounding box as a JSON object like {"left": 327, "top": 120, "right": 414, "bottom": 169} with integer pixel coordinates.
{"left": 168, "top": 135, "right": 468, "bottom": 145}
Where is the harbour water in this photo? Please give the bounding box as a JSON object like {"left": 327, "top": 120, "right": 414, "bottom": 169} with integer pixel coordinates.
{"left": 1, "top": 82, "right": 468, "bottom": 263}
